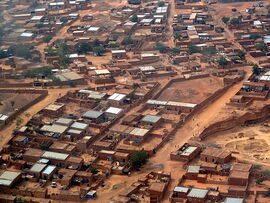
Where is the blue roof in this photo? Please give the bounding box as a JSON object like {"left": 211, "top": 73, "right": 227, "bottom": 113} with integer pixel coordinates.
{"left": 42, "top": 165, "right": 56, "bottom": 175}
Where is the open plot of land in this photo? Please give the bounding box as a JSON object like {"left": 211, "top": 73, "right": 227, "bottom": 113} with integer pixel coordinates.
{"left": 0, "top": 93, "right": 40, "bottom": 115}
{"left": 205, "top": 122, "right": 270, "bottom": 166}
{"left": 158, "top": 77, "right": 223, "bottom": 104}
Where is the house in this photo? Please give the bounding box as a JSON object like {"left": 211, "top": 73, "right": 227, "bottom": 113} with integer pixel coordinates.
{"left": 224, "top": 197, "right": 244, "bottom": 203}
{"left": 186, "top": 165, "right": 200, "bottom": 180}
{"left": 111, "top": 50, "right": 127, "bottom": 59}
{"left": 107, "top": 93, "right": 127, "bottom": 106}
{"left": 128, "top": 127, "right": 150, "bottom": 144}
{"left": 41, "top": 165, "right": 57, "bottom": 180}
{"left": 82, "top": 110, "right": 104, "bottom": 123}
{"left": 28, "top": 163, "right": 47, "bottom": 178}
{"left": 170, "top": 144, "right": 201, "bottom": 162}
{"left": 172, "top": 186, "right": 190, "bottom": 199}
{"left": 55, "top": 118, "right": 74, "bottom": 127}
{"left": 200, "top": 147, "right": 232, "bottom": 164}
{"left": 140, "top": 114, "right": 162, "bottom": 128}
{"left": 42, "top": 103, "right": 65, "bottom": 117}
{"left": 19, "top": 32, "right": 34, "bottom": 41}
{"left": 105, "top": 107, "right": 124, "bottom": 119}
{"left": 0, "top": 171, "right": 22, "bottom": 189}
{"left": 187, "top": 188, "right": 208, "bottom": 203}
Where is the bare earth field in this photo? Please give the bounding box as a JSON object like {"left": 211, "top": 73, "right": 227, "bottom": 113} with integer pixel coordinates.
{"left": 158, "top": 77, "right": 224, "bottom": 104}
{"left": 0, "top": 93, "right": 40, "bottom": 115}
{"left": 204, "top": 122, "right": 270, "bottom": 166}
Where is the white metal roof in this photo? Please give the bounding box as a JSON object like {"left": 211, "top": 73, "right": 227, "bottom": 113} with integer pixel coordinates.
{"left": 30, "top": 16, "right": 44, "bottom": 21}
{"left": 20, "top": 32, "right": 33, "bottom": 37}
{"left": 174, "top": 186, "right": 189, "bottom": 193}
{"left": 139, "top": 66, "right": 155, "bottom": 72}
{"left": 108, "top": 93, "right": 126, "bottom": 101}
{"left": 94, "top": 69, "right": 110, "bottom": 75}
{"left": 180, "top": 146, "right": 198, "bottom": 156}
{"left": 42, "top": 151, "right": 69, "bottom": 161}
{"left": 111, "top": 50, "right": 126, "bottom": 54}
{"left": 29, "top": 163, "right": 47, "bottom": 173}
{"left": 42, "top": 165, "right": 56, "bottom": 175}
{"left": 129, "top": 127, "right": 149, "bottom": 137}
{"left": 105, "top": 107, "right": 123, "bottom": 115}
{"left": 41, "top": 124, "right": 68, "bottom": 134}
{"left": 187, "top": 188, "right": 208, "bottom": 198}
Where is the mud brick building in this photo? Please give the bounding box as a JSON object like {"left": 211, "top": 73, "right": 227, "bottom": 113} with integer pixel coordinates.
{"left": 200, "top": 147, "right": 232, "bottom": 164}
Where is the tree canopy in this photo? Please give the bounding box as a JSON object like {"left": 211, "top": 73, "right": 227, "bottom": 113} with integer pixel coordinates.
{"left": 217, "top": 56, "right": 228, "bottom": 66}
{"left": 188, "top": 44, "right": 199, "bottom": 54}
{"left": 130, "top": 150, "right": 148, "bottom": 169}
{"left": 221, "top": 16, "right": 230, "bottom": 24}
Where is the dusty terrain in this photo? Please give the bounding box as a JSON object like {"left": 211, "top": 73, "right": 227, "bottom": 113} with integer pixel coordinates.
{"left": 205, "top": 121, "right": 270, "bottom": 166}
{"left": 158, "top": 77, "right": 224, "bottom": 104}
{"left": 0, "top": 93, "right": 40, "bottom": 115}
{"left": 0, "top": 86, "right": 87, "bottom": 151}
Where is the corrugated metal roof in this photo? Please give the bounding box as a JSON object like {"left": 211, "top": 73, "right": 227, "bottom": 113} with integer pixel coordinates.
{"left": 141, "top": 114, "right": 161, "bottom": 123}
{"left": 129, "top": 128, "right": 149, "bottom": 137}
{"left": 42, "top": 151, "right": 69, "bottom": 161}
{"left": 41, "top": 124, "right": 68, "bottom": 134}
{"left": 224, "top": 198, "right": 244, "bottom": 203}
{"left": 70, "top": 122, "right": 88, "bottom": 130}
{"left": 105, "top": 107, "right": 123, "bottom": 115}
{"left": 83, "top": 110, "right": 103, "bottom": 119}
{"left": 187, "top": 165, "right": 200, "bottom": 173}
{"left": 42, "top": 165, "right": 56, "bottom": 175}
{"left": 187, "top": 188, "right": 208, "bottom": 198}
{"left": 29, "top": 163, "right": 47, "bottom": 173}
{"left": 108, "top": 93, "right": 126, "bottom": 101}
{"left": 174, "top": 186, "right": 189, "bottom": 193}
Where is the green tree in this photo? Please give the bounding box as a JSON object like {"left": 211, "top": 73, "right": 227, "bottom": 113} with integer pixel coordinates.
{"left": 52, "top": 76, "right": 62, "bottom": 85}
{"left": 203, "top": 46, "right": 217, "bottom": 56}
{"left": 8, "top": 44, "right": 32, "bottom": 59}
{"left": 121, "top": 36, "right": 134, "bottom": 46}
{"left": 10, "top": 101, "right": 15, "bottom": 108}
{"left": 90, "top": 168, "right": 99, "bottom": 174}
{"left": 16, "top": 197, "right": 25, "bottom": 203}
{"left": 250, "top": 33, "right": 260, "bottom": 40}
{"left": 256, "top": 177, "right": 264, "bottom": 185}
{"left": 108, "top": 43, "right": 120, "bottom": 48}
{"left": 93, "top": 46, "right": 105, "bottom": 56}
{"left": 255, "top": 43, "right": 268, "bottom": 52}
{"left": 22, "top": 66, "right": 53, "bottom": 78}
{"left": 217, "top": 56, "right": 228, "bottom": 67}
{"left": 158, "top": 1, "right": 165, "bottom": 7}
{"left": 155, "top": 42, "right": 167, "bottom": 53}
{"left": 174, "top": 32, "right": 181, "bottom": 40}
{"left": 131, "top": 14, "right": 139, "bottom": 22}
{"left": 57, "top": 43, "right": 70, "bottom": 68}
{"left": 254, "top": 164, "right": 262, "bottom": 170}
{"left": 252, "top": 64, "right": 260, "bottom": 75}
{"left": 60, "top": 16, "right": 69, "bottom": 23}
{"left": 0, "top": 49, "right": 8, "bottom": 59}
{"left": 230, "top": 18, "right": 240, "bottom": 25}
{"left": 111, "top": 33, "right": 120, "bottom": 41}
{"left": 45, "top": 47, "right": 57, "bottom": 56}
{"left": 39, "top": 144, "right": 48, "bottom": 150}
{"left": 221, "top": 16, "right": 230, "bottom": 24}
{"left": 16, "top": 117, "right": 23, "bottom": 127}
{"left": 171, "top": 47, "right": 180, "bottom": 54}
{"left": 68, "top": 80, "right": 77, "bottom": 87}
{"left": 236, "top": 50, "right": 246, "bottom": 59}
{"left": 77, "top": 42, "right": 91, "bottom": 54}
{"left": 130, "top": 150, "right": 148, "bottom": 169}
{"left": 43, "top": 35, "right": 52, "bottom": 44}
{"left": 188, "top": 44, "right": 199, "bottom": 54}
